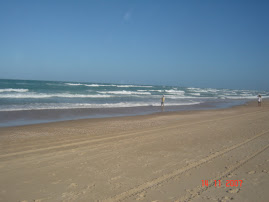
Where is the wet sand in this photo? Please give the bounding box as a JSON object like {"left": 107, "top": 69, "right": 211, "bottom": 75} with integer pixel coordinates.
{"left": 0, "top": 99, "right": 245, "bottom": 127}
{"left": 0, "top": 101, "right": 268, "bottom": 201}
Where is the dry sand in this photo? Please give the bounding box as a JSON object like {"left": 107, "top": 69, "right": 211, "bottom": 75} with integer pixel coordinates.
{"left": 0, "top": 101, "right": 269, "bottom": 202}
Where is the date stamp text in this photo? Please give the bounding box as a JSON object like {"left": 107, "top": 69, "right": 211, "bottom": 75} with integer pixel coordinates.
{"left": 202, "top": 180, "right": 243, "bottom": 187}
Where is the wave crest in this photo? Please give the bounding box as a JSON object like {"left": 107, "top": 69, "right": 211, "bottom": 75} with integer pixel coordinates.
{"left": 0, "top": 88, "right": 29, "bottom": 93}
{"left": 0, "top": 93, "right": 112, "bottom": 98}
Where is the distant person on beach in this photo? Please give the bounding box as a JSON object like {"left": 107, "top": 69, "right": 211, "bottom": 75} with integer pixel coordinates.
{"left": 161, "top": 95, "right": 165, "bottom": 107}
{"left": 258, "top": 95, "right": 262, "bottom": 106}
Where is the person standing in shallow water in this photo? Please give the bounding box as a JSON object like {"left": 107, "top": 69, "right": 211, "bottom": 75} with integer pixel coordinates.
{"left": 161, "top": 95, "right": 165, "bottom": 107}
{"left": 258, "top": 95, "right": 262, "bottom": 107}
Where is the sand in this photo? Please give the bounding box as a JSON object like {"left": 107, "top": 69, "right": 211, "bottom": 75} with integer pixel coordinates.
{"left": 0, "top": 101, "right": 268, "bottom": 202}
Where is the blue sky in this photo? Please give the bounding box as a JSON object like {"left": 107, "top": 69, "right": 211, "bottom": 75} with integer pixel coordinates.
{"left": 0, "top": 0, "right": 268, "bottom": 90}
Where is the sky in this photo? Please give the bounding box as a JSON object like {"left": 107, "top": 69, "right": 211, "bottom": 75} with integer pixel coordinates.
{"left": 0, "top": 0, "right": 268, "bottom": 90}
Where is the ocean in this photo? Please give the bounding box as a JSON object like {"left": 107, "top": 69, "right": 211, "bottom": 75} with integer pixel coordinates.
{"left": 0, "top": 79, "right": 268, "bottom": 127}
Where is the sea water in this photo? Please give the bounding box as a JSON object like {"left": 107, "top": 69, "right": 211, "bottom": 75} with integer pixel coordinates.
{"left": 0, "top": 79, "right": 268, "bottom": 126}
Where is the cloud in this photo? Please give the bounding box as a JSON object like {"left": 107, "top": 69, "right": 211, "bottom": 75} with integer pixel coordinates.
{"left": 123, "top": 11, "right": 131, "bottom": 21}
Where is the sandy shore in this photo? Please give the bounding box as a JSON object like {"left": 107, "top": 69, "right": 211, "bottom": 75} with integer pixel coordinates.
{"left": 0, "top": 101, "right": 269, "bottom": 202}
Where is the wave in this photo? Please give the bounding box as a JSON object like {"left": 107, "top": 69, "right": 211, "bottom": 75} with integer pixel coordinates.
{"left": 116, "top": 85, "right": 153, "bottom": 88}
{"left": 165, "top": 89, "right": 185, "bottom": 94}
{"left": 65, "top": 83, "right": 152, "bottom": 88}
{"left": 65, "top": 83, "right": 85, "bottom": 86}
{"left": 0, "top": 88, "right": 29, "bottom": 93}
{"left": 188, "top": 88, "right": 218, "bottom": 93}
{"left": 222, "top": 95, "right": 269, "bottom": 99}
{"left": 137, "top": 90, "right": 164, "bottom": 92}
{"left": 0, "top": 93, "right": 112, "bottom": 99}
{"left": 66, "top": 83, "right": 117, "bottom": 87}
{"left": 0, "top": 91, "right": 264, "bottom": 100}
{"left": 98, "top": 90, "right": 151, "bottom": 95}
{"left": 165, "top": 95, "right": 208, "bottom": 99}
{"left": 85, "top": 84, "right": 116, "bottom": 87}
{"left": 189, "top": 93, "right": 201, "bottom": 96}
{"left": 0, "top": 101, "right": 202, "bottom": 111}
{"left": 187, "top": 88, "right": 264, "bottom": 98}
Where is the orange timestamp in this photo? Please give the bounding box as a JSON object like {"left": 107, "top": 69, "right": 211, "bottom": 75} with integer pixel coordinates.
{"left": 202, "top": 180, "right": 243, "bottom": 187}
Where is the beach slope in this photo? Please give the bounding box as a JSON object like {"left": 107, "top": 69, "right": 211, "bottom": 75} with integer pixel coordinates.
{"left": 0, "top": 101, "right": 269, "bottom": 201}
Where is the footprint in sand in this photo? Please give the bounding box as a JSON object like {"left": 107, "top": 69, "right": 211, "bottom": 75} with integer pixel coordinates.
{"left": 50, "top": 172, "right": 56, "bottom": 176}
{"left": 110, "top": 176, "right": 121, "bottom": 181}
{"left": 227, "top": 188, "right": 240, "bottom": 194}
{"left": 202, "top": 196, "right": 218, "bottom": 201}
{"left": 136, "top": 191, "right": 147, "bottom": 200}
{"left": 185, "top": 172, "right": 191, "bottom": 176}
{"left": 247, "top": 170, "right": 256, "bottom": 175}
{"left": 68, "top": 183, "right": 78, "bottom": 189}
{"left": 52, "top": 180, "right": 61, "bottom": 184}
{"left": 62, "top": 192, "right": 77, "bottom": 199}
{"left": 218, "top": 196, "right": 234, "bottom": 202}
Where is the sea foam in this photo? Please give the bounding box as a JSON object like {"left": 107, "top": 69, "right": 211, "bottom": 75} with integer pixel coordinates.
{"left": 0, "top": 93, "right": 112, "bottom": 99}
{"left": 0, "top": 88, "right": 29, "bottom": 93}
{"left": 0, "top": 101, "right": 202, "bottom": 111}
{"left": 98, "top": 90, "right": 151, "bottom": 95}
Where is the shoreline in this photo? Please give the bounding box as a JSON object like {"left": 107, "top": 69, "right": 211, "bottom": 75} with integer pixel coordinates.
{"left": 0, "top": 98, "right": 248, "bottom": 127}
{"left": 0, "top": 100, "right": 268, "bottom": 201}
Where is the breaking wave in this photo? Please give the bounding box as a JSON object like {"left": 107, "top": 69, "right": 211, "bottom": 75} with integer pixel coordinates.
{"left": 0, "top": 88, "right": 29, "bottom": 93}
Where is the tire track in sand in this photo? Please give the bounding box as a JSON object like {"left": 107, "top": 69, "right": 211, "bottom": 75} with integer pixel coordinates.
{"left": 177, "top": 143, "right": 269, "bottom": 201}
{"left": 104, "top": 130, "right": 269, "bottom": 202}
{"left": 1, "top": 110, "right": 268, "bottom": 159}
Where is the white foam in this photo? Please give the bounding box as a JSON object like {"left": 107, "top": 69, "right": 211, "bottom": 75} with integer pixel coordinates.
{"left": 66, "top": 83, "right": 117, "bottom": 87}
{"left": 98, "top": 90, "right": 151, "bottom": 95}
{"left": 187, "top": 87, "right": 205, "bottom": 92}
{"left": 165, "top": 95, "right": 201, "bottom": 99}
{"left": 0, "top": 88, "right": 29, "bottom": 93}
{"left": 0, "top": 93, "right": 112, "bottom": 98}
{"left": 85, "top": 84, "right": 117, "bottom": 87}
{"left": 85, "top": 84, "right": 100, "bottom": 87}
{"left": 165, "top": 89, "right": 185, "bottom": 95}
{"left": 224, "top": 96, "right": 262, "bottom": 99}
{"left": 150, "top": 90, "right": 164, "bottom": 92}
{"left": 189, "top": 93, "right": 201, "bottom": 96}
{"left": 207, "top": 88, "right": 219, "bottom": 93}
{"left": 65, "top": 83, "right": 152, "bottom": 88}
{"left": 65, "top": 83, "right": 85, "bottom": 86}
{"left": 187, "top": 87, "right": 198, "bottom": 90}
{"left": 116, "top": 85, "right": 153, "bottom": 88}
{"left": 188, "top": 87, "right": 219, "bottom": 93}
{"left": 137, "top": 90, "right": 163, "bottom": 92}
{"left": 0, "top": 101, "right": 202, "bottom": 111}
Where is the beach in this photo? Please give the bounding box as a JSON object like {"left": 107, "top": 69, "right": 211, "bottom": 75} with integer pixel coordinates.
{"left": 0, "top": 100, "right": 269, "bottom": 201}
